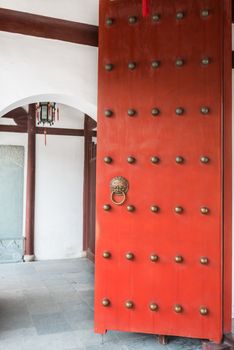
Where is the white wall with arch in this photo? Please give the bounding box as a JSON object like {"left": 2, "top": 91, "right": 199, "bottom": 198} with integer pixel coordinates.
{"left": 0, "top": 31, "right": 98, "bottom": 120}
{"left": 0, "top": 104, "right": 86, "bottom": 260}
{"left": 0, "top": 16, "right": 98, "bottom": 259}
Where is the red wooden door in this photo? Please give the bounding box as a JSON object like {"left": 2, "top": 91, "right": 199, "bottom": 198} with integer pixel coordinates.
{"left": 95, "top": 0, "right": 231, "bottom": 343}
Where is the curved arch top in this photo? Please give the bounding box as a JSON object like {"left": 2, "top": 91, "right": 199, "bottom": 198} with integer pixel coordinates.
{"left": 0, "top": 93, "right": 97, "bottom": 121}
{"left": 0, "top": 31, "right": 98, "bottom": 120}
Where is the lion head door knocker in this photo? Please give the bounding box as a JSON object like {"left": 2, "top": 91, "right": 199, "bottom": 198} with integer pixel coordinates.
{"left": 110, "top": 176, "right": 129, "bottom": 206}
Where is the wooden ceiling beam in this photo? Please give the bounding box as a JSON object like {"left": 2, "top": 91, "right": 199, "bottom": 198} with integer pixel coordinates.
{"left": 36, "top": 127, "right": 85, "bottom": 136}
{"left": 3, "top": 107, "right": 28, "bottom": 119}
{"left": 0, "top": 125, "right": 27, "bottom": 133}
{"left": 2, "top": 107, "right": 28, "bottom": 126}
{"left": 0, "top": 8, "right": 98, "bottom": 47}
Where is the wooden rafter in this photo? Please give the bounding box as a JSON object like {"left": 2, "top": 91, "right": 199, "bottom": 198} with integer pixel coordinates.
{"left": 0, "top": 8, "right": 98, "bottom": 47}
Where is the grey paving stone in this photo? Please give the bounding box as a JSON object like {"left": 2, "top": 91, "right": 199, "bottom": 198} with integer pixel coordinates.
{"left": 0, "top": 258, "right": 231, "bottom": 350}
{"left": 86, "top": 343, "right": 128, "bottom": 350}
{"left": 32, "top": 312, "right": 72, "bottom": 335}
{"left": 125, "top": 336, "right": 167, "bottom": 350}
{"left": 167, "top": 336, "right": 202, "bottom": 350}
{"left": 0, "top": 311, "right": 32, "bottom": 332}
{"left": 75, "top": 328, "right": 118, "bottom": 347}
{"left": 51, "top": 290, "right": 82, "bottom": 303}
{"left": 63, "top": 303, "right": 94, "bottom": 330}
{"left": 27, "top": 301, "right": 61, "bottom": 315}
{"left": 114, "top": 330, "right": 149, "bottom": 343}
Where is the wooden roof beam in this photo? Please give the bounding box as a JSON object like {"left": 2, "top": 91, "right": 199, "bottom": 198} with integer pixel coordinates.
{"left": 0, "top": 8, "right": 98, "bottom": 47}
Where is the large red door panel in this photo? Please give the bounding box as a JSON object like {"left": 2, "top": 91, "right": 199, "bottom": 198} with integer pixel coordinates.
{"left": 95, "top": 0, "right": 231, "bottom": 343}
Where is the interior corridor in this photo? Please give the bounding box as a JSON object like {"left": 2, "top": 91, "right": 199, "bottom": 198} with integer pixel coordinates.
{"left": 0, "top": 258, "right": 209, "bottom": 350}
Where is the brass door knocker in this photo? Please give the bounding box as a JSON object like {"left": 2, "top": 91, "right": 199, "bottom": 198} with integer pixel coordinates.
{"left": 110, "top": 176, "right": 129, "bottom": 206}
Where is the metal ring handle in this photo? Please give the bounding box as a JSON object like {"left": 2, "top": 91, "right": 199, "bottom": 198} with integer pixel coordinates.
{"left": 111, "top": 191, "right": 126, "bottom": 206}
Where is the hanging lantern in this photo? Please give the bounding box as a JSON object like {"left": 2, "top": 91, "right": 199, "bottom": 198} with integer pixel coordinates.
{"left": 36, "top": 102, "right": 59, "bottom": 126}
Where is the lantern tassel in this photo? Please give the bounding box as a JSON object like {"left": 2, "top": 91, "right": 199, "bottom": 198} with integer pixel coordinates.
{"left": 142, "top": 0, "right": 150, "bottom": 17}
{"left": 44, "top": 128, "right": 47, "bottom": 147}
{"left": 57, "top": 107, "right": 59, "bottom": 121}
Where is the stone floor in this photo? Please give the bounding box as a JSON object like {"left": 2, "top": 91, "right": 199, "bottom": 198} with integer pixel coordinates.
{"left": 0, "top": 258, "right": 225, "bottom": 350}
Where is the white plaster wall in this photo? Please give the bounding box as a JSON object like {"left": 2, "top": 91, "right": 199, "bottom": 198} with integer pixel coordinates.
{"left": 0, "top": 0, "right": 99, "bottom": 25}
{"left": 34, "top": 105, "right": 85, "bottom": 260}
{"left": 0, "top": 32, "right": 98, "bottom": 120}
{"left": 0, "top": 105, "right": 86, "bottom": 260}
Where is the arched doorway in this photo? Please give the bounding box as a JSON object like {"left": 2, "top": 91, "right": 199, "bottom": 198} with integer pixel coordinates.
{"left": 0, "top": 102, "right": 97, "bottom": 262}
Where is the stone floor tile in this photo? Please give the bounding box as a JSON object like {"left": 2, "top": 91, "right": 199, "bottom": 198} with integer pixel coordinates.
{"left": 27, "top": 301, "right": 61, "bottom": 315}
{"left": 0, "top": 326, "right": 37, "bottom": 341}
{"left": 63, "top": 303, "right": 94, "bottom": 331}
{"left": 0, "top": 315, "right": 32, "bottom": 332}
{"left": 0, "top": 258, "right": 231, "bottom": 350}
{"left": 86, "top": 343, "right": 128, "bottom": 350}
{"left": 167, "top": 336, "right": 202, "bottom": 350}
{"left": 31, "top": 312, "right": 72, "bottom": 335}
{"left": 114, "top": 330, "right": 149, "bottom": 343}
{"left": 75, "top": 328, "right": 119, "bottom": 347}
{"left": 51, "top": 290, "right": 82, "bottom": 303}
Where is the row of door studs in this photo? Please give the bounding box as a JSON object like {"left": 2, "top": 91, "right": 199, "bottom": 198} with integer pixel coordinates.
{"left": 101, "top": 299, "right": 209, "bottom": 315}
{"left": 104, "top": 107, "right": 210, "bottom": 117}
{"left": 102, "top": 252, "right": 209, "bottom": 265}
{"left": 103, "top": 204, "right": 210, "bottom": 214}
{"left": 105, "top": 10, "right": 211, "bottom": 26}
{"left": 104, "top": 156, "right": 210, "bottom": 164}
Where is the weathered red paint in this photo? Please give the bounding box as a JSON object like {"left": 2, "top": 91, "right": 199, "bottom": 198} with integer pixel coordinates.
{"left": 95, "top": 0, "right": 232, "bottom": 343}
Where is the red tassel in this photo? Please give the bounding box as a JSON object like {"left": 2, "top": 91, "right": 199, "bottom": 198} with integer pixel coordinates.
{"left": 44, "top": 129, "right": 47, "bottom": 146}
{"left": 142, "top": 0, "right": 150, "bottom": 17}
{"left": 57, "top": 107, "right": 59, "bottom": 121}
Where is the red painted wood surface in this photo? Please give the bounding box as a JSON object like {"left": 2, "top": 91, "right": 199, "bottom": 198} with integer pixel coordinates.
{"left": 95, "top": 0, "right": 231, "bottom": 343}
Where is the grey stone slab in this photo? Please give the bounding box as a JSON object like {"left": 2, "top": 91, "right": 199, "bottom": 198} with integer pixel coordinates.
{"left": 46, "top": 283, "right": 75, "bottom": 291}
{"left": 114, "top": 330, "right": 149, "bottom": 343}
{"left": 23, "top": 332, "right": 83, "bottom": 350}
{"left": 125, "top": 336, "right": 169, "bottom": 350}
{"left": 0, "top": 326, "right": 37, "bottom": 341}
{"left": 59, "top": 300, "right": 84, "bottom": 312}
{"left": 0, "top": 312, "right": 32, "bottom": 332}
{"left": 86, "top": 343, "right": 128, "bottom": 350}
{"left": 32, "top": 312, "right": 72, "bottom": 335}
{"left": 27, "top": 301, "right": 61, "bottom": 315}
{"left": 75, "top": 328, "right": 118, "bottom": 347}
{"left": 51, "top": 290, "right": 82, "bottom": 303}
{"left": 78, "top": 290, "right": 94, "bottom": 310}
{"left": 167, "top": 336, "right": 202, "bottom": 350}
{"left": 74, "top": 284, "right": 94, "bottom": 292}
{"left": 0, "top": 259, "right": 231, "bottom": 350}
{"left": 63, "top": 303, "right": 94, "bottom": 330}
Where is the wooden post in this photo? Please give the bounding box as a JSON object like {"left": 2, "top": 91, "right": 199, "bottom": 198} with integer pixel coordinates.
{"left": 83, "top": 114, "right": 97, "bottom": 256}
{"left": 24, "top": 104, "right": 36, "bottom": 262}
